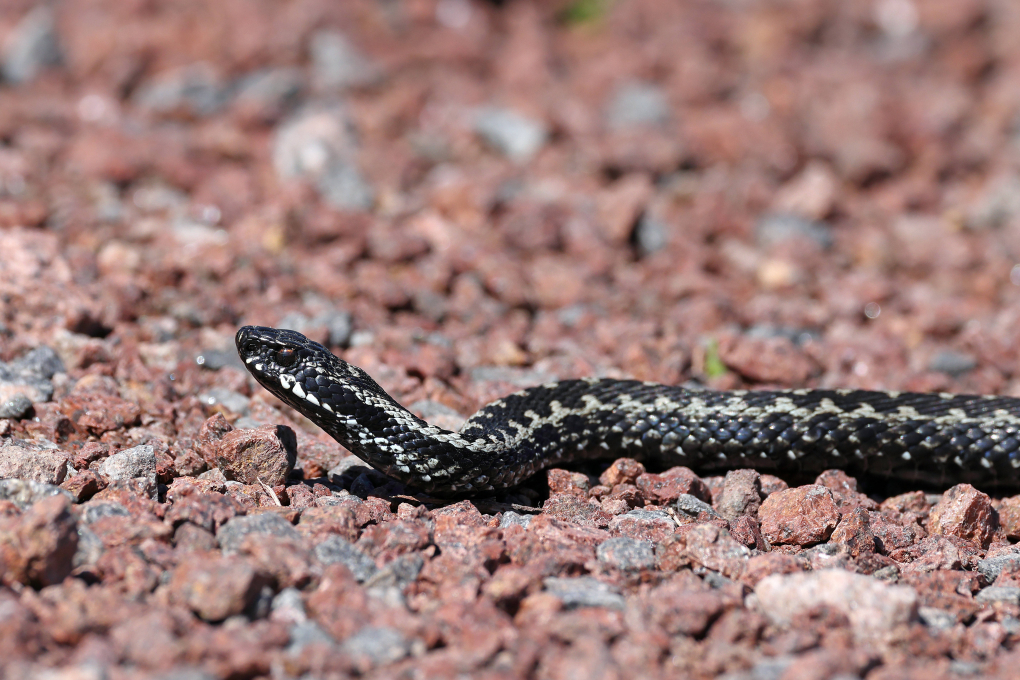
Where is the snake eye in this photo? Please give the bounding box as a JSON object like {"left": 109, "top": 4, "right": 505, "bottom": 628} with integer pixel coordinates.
{"left": 241, "top": 341, "right": 260, "bottom": 356}
{"left": 276, "top": 348, "right": 297, "bottom": 367}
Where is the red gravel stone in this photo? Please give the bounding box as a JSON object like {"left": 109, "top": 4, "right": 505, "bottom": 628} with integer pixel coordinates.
{"left": 546, "top": 469, "right": 590, "bottom": 497}
{"left": 542, "top": 493, "right": 611, "bottom": 529}
{"left": 608, "top": 509, "right": 676, "bottom": 542}
{"left": 715, "top": 469, "right": 762, "bottom": 519}
{"left": 635, "top": 466, "right": 710, "bottom": 505}
{"left": 598, "top": 458, "right": 646, "bottom": 487}
{"left": 0, "top": 495, "right": 78, "bottom": 587}
{"left": 212, "top": 425, "right": 297, "bottom": 486}
{"left": 677, "top": 523, "right": 751, "bottom": 579}
{"left": 0, "top": 439, "right": 69, "bottom": 485}
{"left": 758, "top": 484, "right": 840, "bottom": 546}
{"left": 998, "top": 496, "right": 1020, "bottom": 540}
{"left": 168, "top": 554, "right": 272, "bottom": 621}
{"left": 829, "top": 506, "right": 875, "bottom": 557}
{"left": 59, "top": 392, "right": 141, "bottom": 436}
{"left": 60, "top": 469, "right": 106, "bottom": 502}
{"left": 928, "top": 483, "right": 998, "bottom": 548}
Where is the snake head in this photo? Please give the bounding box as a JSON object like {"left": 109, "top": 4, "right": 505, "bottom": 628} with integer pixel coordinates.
{"left": 235, "top": 325, "right": 338, "bottom": 402}
{"left": 235, "top": 324, "right": 397, "bottom": 416}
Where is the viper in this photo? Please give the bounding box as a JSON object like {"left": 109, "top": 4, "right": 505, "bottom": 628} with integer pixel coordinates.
{"left": 236, "top": 325, "right": 1020, "bottom": 495}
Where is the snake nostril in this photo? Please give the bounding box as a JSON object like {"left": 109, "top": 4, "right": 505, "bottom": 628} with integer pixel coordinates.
{"left": 241, "top": 341, "right": 260, "bottom": 357}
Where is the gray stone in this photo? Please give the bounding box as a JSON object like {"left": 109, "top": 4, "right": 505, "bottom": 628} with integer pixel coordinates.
{"left": 133, "top": 63, "right": 226, "bottom": 116}
{"left": 543, "top": 576, "right": 625, "bottom": 610}
{"left": 365, "top": 552, "right": 424, "bottom": 592}
{"left": 318, "top": 310, "right": 354, "bottom": 347}
{"left": 2, "top": 6, "right": 61, "bottom": 84}
{"left": 153, "top": 670, "right": 217, "bottom": 680}
{"left": 975, "top": 586, "right": 1020, "bottom": 606}
{"left": 217, "top": 512, "right": 301, "bottom": 554}
{"left": 195, "top": 348, "right": 245, "bottom": 371}
{"left": 606, "top": 81, "right": 670, "bottom": 130}
{"left": 317, "top": 160, "right": 375, "bottom": 211}
{"left": 100, "top": 445, "right": 156, "bottom": 483}
{"left": 966, "top": 174, "right": 1020, "bottom": 230}
{"left": 80, "top": 501, "right": 129, "bottom": 525}
{"left": 633, "top": 212, "right": 669, "bottom": 256}
{"left": 596, "top": 537, "right": 655, "bottom": 571}
{"left": 755, "top": 213, "right": 833, "bottom": 250}
{"left": 340, "top": 626, "right": 409, "bottom": 669}
{"left": 717, "top": 656, "right": 793, "bottom": 680}
{"left": 72, "top": 524, "right": 106, "bottom": 569}
{"left": 271, "top": 587, "right": 307, "bottom": 625}
{"left": 310, "top": 31, "right": 381, "bottom": 90}
{"left": 196, "top": 388, "right": 251, "bottom": 415}
{"left": 11, "top": 346, "right": 63, "bottom": 380}
{"left": 287, "top": 620, "right": 337, "bottom": 654}
{"left": 976, "top": 554, "right": 1020, "bottom": 583}
{"left": 0, "top": 479, "right": 73, "bottom": 509}
{"left": 676, "top": 493, "right": 722, "bottom": 520}
{"left": 917, "top": 606, "right": 957, "bottom": 630}
{"left": 273, "top": 107, "right": 374, "bottom": 210}
{"left": 313, "top": 535, "right": 378, "bottom": 583}
{"left": 499, "top": 510, "right": 533, "bottom": 529}
{"left": 233, "top": 67, "right": 303, "bottom": 112}
{"left": 928, "top": 350, "right": 977, "bottom": 377}
{"left": 473, "top": 107, "right": 548, "bottom": 163}
{"left": 276, "top": 309, "right": 353, "bottom": 348}
{"left": 0, "top": 394, "right": 33, "bottom": 419}
{"left": 0, "top": 345, "right": 64, "bottom": 404}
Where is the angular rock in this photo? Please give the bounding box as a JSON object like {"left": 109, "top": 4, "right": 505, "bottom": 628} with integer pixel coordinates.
{"left": 928, "top": 483, "right": 997, "bottom": 548}
{"left": 340, "top": 626, "right": 409, "bottom": 673}
{"left": 99, "top": 445, "right": 156, "bottom": 484}
{"left": 635, "top": 467, "right": 710, "bottom": 505}
{"left": 596, "top": 537, "right": 655, "bottom": 571}
{"left": 168, "top": 555, "right": 271, "bottom": 621}
{"left": 755, "top": 569, "right": 917, "bottom": 641}
{"left": 679, "top": 523, "right": 751, "bottom": 579}
{"left": 715, "top": 469, "right": 762, "bottom": 520}
{"left": 473, "top": 106, "right": 547, "bottom": 163}
{"left": 218, "top": 512, "right": 301, "bottom": 554}
{"left": 213, "top": 425, "right": 297, "bottom": 486}
{"left": 0, "top": 439, "right": 68, "bottom": 485}
{"left": 313, "top": 535, "right": 378, "bottom": 583}
{"left": 608, "top": 508, "right": 676, "bottom": 542}
{"left": 0, "top": 495, "right": 78, "bottom": 587}
{"left": 598, "top": 458, "right": 645, "bottom": 487}
{"left": 758, "top": 484, "right": 840, "bottom": 546}
{"left": 544, "top": 576, "right": 625, "bottom": 610}
{"left": 546, "top": 469, "right": 590, "bottom": 497}
{"left": 0, "top": 479, "right": 73, "bottom": 509}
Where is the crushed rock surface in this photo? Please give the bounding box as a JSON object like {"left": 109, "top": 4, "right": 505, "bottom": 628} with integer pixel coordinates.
{"left": 3, "top": 0, "right": 1020, "bottom": 677}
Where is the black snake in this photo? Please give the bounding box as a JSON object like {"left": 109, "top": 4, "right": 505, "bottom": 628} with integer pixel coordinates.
{"left": 236, "top": 325, "right": 1020, "bottom": 495}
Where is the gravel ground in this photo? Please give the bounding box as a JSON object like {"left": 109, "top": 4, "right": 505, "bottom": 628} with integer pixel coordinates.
{"left": 3, "top": 0, "right": 1020, "bottom": 678}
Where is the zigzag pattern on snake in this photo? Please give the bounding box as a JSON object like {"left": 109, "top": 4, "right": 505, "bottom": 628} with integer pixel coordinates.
{"left": 236, "top": 325, "right": 1020, "bottom": 496}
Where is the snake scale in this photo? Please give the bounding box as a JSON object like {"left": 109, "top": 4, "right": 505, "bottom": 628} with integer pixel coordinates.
{"left": 236, "top": 325, "right": 1020, "bottom": 496}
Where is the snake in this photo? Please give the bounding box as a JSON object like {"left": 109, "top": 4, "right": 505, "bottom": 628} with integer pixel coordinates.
{"left": 235, "top": 325, "right": 1020, "bottom": 496}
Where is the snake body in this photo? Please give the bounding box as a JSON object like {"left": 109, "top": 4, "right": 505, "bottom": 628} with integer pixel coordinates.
{"left": 236, "top": 326, "right": 1020, "bottom": 495}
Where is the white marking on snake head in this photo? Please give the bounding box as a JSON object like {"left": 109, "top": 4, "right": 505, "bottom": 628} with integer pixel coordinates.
{"left": 305, "top": 393, "right": 319, "bottom": 406}
{"left": 280, "top": 375, "right": 295, "bottom": 389}
{"left": 292, "top": 383, "right": 306, "bottom": 399}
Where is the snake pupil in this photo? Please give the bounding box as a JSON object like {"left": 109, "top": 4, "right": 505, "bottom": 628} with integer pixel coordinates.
{"left": 276, "top": 348, "right": 297, "bottom": 366}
